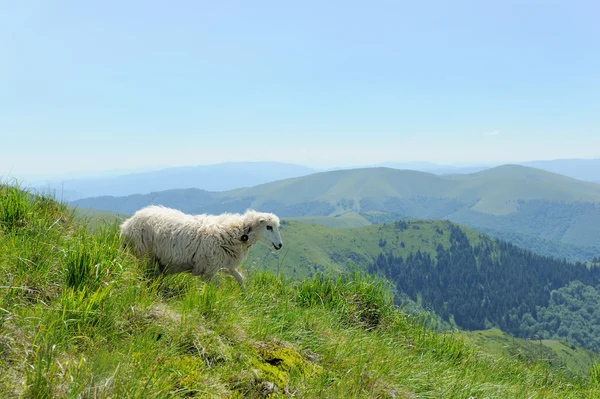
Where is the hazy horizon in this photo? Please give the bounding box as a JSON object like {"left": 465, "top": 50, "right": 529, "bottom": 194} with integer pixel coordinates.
{"left": 5, "top": 156, "right": 600, "bottom": 184}
{"left": 2, "top": 1, "right": 599, "bottom": 178}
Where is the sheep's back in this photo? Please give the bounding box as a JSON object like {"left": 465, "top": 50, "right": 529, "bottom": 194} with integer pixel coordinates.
{"left": 122, "top": 206, "right": 216, "bottom": 264}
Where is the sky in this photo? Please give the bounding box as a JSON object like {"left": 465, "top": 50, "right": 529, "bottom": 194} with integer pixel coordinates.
{"left": 1, "top": 0, "right": 599, "bottom": 180}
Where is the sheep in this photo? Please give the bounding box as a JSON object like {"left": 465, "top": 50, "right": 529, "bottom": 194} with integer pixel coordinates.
{"left": 119, "top": 205, "right": 283, "bottom": 288}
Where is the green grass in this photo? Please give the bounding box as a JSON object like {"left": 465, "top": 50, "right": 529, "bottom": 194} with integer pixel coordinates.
{"left": 3, "top": 184, "right": 600, "bottom": 397}
{"left": 463, "top": 329, "right": 600, "bottom": 378}
{"left": 245, "top": 219, "right": 486, "bottom": 276}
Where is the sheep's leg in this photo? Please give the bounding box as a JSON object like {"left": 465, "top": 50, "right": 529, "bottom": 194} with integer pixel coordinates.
{"left": 229, "top": 268, "right": 245, "bottom": 289}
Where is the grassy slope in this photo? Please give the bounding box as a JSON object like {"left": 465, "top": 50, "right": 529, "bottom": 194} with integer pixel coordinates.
{"left": 462, "top": 329, "right": 600, "bottom": 378}
{"left": 245, "top": 219, "right": 486, "bottom": 276}
{"left": 223, "top": 167, "right": 451, "bottom": 206}
{"left": 60, "top": 206, "right": 600, "bottom": 375}
{"left": 444, "top": 165, "right": 600, "bottom": 214}
{"left": 3, "top": 186, "right": 600, "bottom": 398}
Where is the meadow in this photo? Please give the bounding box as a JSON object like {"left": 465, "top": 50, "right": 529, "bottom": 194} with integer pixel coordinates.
{"left": 1, "top": 184, "right": 600, "bottom": 398}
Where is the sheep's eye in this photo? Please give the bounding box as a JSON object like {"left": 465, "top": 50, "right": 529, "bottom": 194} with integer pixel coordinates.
{"left": 266, "top": 225, "right": 273, "bottom": 231}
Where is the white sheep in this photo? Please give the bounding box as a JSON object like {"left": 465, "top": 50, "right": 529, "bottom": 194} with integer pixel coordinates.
{"left": 119, "top": 205, "right": 283, "bottom": 288}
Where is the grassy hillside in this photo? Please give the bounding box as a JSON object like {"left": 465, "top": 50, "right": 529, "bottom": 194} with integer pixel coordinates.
{"left": 444, "top": 165, "right": 600, "bottom": 214}
{"left": 462, "top": 329, "right": 600, "bottom": 377}
{"left": 242, "top": 218, "right": 600, "bottom": 359}
{"left": 3, "top": 185, "right": 600, "bottom": 397}
{"left": 63, "top": 200, "right": 600, "bottom": 357}
{"left": 71, "top": 165, "right": 600, "bottom": 261}
{"left": 245, "top": 219, "right": 486, "bottom": 276}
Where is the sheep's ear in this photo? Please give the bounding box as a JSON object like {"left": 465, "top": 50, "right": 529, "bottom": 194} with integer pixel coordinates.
{"left": 259, "top": 218, "right": 266, "bottom": 224}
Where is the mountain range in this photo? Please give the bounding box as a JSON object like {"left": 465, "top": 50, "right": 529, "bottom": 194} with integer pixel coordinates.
{"left": 386, "top": 158, "right": 600, "bottom": 182}
{"left": 36, "top": 162, "right": 317, "bottom": 200}
{"left": 72, "top": 164, "right": 600, "bottom": 261}
{"left": 35, "top": 158, "right": 600, "bottom": 201}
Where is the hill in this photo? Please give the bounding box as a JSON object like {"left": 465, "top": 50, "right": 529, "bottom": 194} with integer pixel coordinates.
{"left": 238, "top": 218, "right": 600, "bottom": 353}
{"left": 37, "top": 162, "right": 317, "bottom": 201}
{"left": 2, "top": 184, "right": 600, "bottom": 397}
{"left": 462, "top": 328, "right": 600, "bottom": 378}
{"left": 72, "top": 165, "right": 600, "bottom": 261}
{"left": 379, "top": 158, "right": 600, "bottom": 183}
{"left": 243, "top": 219, "right": 485, "bottom": 275}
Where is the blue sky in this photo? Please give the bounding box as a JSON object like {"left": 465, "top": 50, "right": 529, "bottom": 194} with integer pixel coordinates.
{"left": 1, "top": 0, "right": 599, "bottom": 179}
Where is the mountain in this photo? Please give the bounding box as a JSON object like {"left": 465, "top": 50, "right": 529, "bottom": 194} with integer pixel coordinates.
{"left": 378, "top": 161, "right": 492, "bottom": 175}
{"left": 379, "top": 158, "right": 600, "bottom": 182}
{"left": 225, "top": 164, "right": 600, "bottom": 216}
{"left": 33, "top": 157, "right": 600, "bottom": 203}
{"left": 37, "top": 162, "right": 317, "bottom": 201}
{"left": 72, "top": 165, "right": 600, "bottom": 261}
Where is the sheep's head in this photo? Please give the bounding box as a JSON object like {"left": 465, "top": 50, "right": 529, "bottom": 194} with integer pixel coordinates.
{"left": 243, "top": 211, "right": 283, "bottom": 250}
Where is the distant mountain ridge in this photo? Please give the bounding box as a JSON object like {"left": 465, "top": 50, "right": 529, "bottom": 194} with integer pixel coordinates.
{"left": 34, "top": 157, "right": 600, "bottom": 201}
{"left": 340, "top": 158, "right": 600, "bottom": 182}
{"left": 38, "top": 162, "right": 317, "bottom": 200}
{"left": 72, "top": 164, "right": 600, "bottom": 261}
{"left": 381, "top": 158, "right": 600, "bottom": 181}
